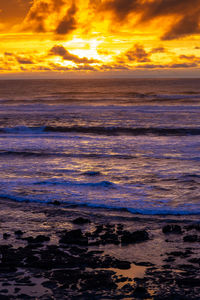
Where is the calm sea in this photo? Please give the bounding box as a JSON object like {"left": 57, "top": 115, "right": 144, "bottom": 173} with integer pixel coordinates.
{"left": 0, "top": 78, "right": 200, "bottom": 215}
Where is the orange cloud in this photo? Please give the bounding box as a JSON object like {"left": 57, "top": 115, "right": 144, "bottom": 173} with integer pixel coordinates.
{"left": 55, "top": 1, "right": 77, "bottom": 35}
{"left": 101, "top": 0, "right": 200, "bottom": 40}
{"left": 124, "top": 44, "right": 151, "bottom": 63}
{"left": 20, "top": 0, "right": 77, "bottom": 35}
{"left": 50, "top": 45, "right": 99, "bottom": 63}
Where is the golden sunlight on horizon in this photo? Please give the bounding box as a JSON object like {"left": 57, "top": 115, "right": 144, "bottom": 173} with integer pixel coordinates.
{"left": 1, "top": 0, "right": 200, "bottom": 77}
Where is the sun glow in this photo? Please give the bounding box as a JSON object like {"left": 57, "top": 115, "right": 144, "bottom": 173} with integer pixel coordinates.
{"left": 64, "top": 38, "right": 101, "bottom": 62}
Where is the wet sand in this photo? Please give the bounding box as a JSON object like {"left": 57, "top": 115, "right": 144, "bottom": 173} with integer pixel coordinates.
{"left": 0, "top": 198, "right": 200, "bottom": 299}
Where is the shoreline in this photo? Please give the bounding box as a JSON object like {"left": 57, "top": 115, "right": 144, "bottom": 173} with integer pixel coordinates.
{"left": 0, "top": 199, "right": 200, "bottom": 299}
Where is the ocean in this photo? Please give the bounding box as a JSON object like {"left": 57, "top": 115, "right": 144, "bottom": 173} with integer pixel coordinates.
{"left": 0, "top": 78, "right": 200, "bottom": 215}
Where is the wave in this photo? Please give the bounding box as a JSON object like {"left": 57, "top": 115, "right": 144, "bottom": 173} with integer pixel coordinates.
{"left": 34, "top": 179, "right": 114, "bottom": 188}
{"left": 45, "top": 126, "right": 200, "bottom": 136}
{"left": 149, "top": 93, "right": 200, "bottom": 100}
{"left": 0, "top": 151, "right": 50, "bottom": 157}
{"left": 0, "top": 126, "right": 46, "bottom": 134}
{"left": 0, "top": 193, "right": 200, "bottom": 216}
{"left": 0, "top": 150, "right": 134, "bottom": 160}
{"left": 1, "top": 92, "right": 200, "bottom": 103}
{"left": 1, "top": 125, "right": 200, "bottom": 136}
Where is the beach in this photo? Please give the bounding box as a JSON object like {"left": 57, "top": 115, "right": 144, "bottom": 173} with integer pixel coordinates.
{"left": 0, "top": 198, "right": 200, "bottom": 299}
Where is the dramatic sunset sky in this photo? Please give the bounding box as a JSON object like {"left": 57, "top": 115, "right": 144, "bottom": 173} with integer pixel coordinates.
{"left": 1, "top": 0, "right": 200, "bottom": 77}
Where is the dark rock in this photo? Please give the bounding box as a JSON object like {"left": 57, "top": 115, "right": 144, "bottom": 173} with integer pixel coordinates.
{"left": 99, "top": 255, "right": 117, "bottom": 269}
{"left": 121, "top": 283, "right": 134, "bottom": 292}
{"left": 177, "top": 264, "right": 199, "bottom": 271}
{"left": 185, "top": 223, "right": 200, "bottom": 231}
{"left": 100, "top": 232, "right": 119, "bottom": 245}
{"left": 24, "top": 235, "right": 50, "bottom": 244}
{"left": 183, "top": 235, "right": 199, "bottom": 242}
{"left": 105, "top": 223, "right": 114, "bottom": 230}
{"left": 121, "top": 230, "right": 149, "bottom": 244}
{"left": 115, "top": 277, "right": 128, "bottom": 283}
{"left": 3, "top": 233, "right": 10, "bottom": 240}
{"left": 176, "top": 277, "right": 200, "bottom": 287}
{"left": 0, "top": 263, "right": 17, "bottom": 273}
{"left": 15, "top": 276, "right": 31, "bottom": 284}
{"left": 88, "top": 240, "right": 101, "bottom": 246}
{"left": 52, "top": 200, "right": 60, "bottom": 206}
{"left": 2, "top": 283, "right": 11, "bottom": 287}
{"left": 18, "top": 294, "right": 33, "bottom": 299}
{"left": 59, "top": 229, "right": 88, "bottom": 246}
{"left": 14, "top": 288, "right": 21, "bottom": 293}
{"left": 83, "top": 171, "right": 101, "bottom": 176}
{"left": 162, "top": 225, "right": 182, "bottom": 234}
{"left": 113, "top": 260, "right": 131, "bottom": 269}
{"left": 79, "top": 270, "right": 117, "bottom": 291}
{"left": 0, "top": 289, "right": 8, "bottom": 293}
{"left": 14, "top": 230, "right": 24, "bottom": 236}
{"left": 87, "top": 250, "right": 104, "bottom": 255}
{"left": 163, "top": 256, "right": 175, "bottom": 263}
{"left": 24, "top": 254, "right": 39, "bottom": 266}
{"left": 134, "top": 261, "right": 155, "bottom": 267}
{"left": 167, "top": 250, "right": 193, "bottom": 258}
{"left": 93, "top": 225, "right": 104, "bottom": 235}
{"left": 42, "top": 280, "right": 57, "bottom": 289}
{"left": 51, "top": 269, "right": 80, "bottom": 286}
{"left": 132, "top": 286, "right": 150, "bottom": 298}
{"left": 0, "top": 295, "right": 9, "bottom": 299}
{"left": 72, "top": 217, "right": 91, "bottom": 225}
{"left": 188, "top": 258, "right": 200, "bottom": 265}
{"left": 162, "top": 264, "right": 172, "bottom": 269}
{"left": 69, "top": 246, "right": 88, "bottom": 255}
{"left": 117, "top": 224, "right": 124, "bottom": 230}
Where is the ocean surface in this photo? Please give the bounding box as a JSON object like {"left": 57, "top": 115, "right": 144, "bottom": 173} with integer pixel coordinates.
{"left": 0, "top": 78, "right": 200, "bottom": 215}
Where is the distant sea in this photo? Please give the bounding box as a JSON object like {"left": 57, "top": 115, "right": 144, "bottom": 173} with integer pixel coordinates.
{"left": 0, "top": 78, "right": 200, "bottom": 215}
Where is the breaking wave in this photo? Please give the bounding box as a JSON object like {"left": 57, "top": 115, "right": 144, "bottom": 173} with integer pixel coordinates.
{"left": 1, "top": 125, "right": 200, "bottom": 136}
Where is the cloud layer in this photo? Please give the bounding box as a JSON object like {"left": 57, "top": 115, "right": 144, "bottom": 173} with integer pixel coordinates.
{"left": 1, "top": 0, "right": 200, "bottom": 75}
{"left": 1, "top": 0, "right": 200, "bottom": 39}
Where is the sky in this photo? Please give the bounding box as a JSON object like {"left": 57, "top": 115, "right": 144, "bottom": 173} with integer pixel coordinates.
{"left": 0, "top": 0, "right": 200, "bottom": 78}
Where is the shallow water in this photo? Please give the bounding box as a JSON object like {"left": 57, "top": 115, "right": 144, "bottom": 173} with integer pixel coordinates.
{"left": 0, "top": 78, "right": 200, "bottom": 215}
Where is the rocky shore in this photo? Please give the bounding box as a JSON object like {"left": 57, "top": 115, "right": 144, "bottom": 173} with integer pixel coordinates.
{"left": 0, "top": 199, "right": 200, "bottom": 299}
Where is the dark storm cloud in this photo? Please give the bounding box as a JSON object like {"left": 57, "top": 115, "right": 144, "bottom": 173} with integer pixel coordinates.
{"left": 16, "top": 57, "right": 34, "bottom": 64}
{"left": 124, "top": 44, "right": 151, "bottom": 62}
{"left": 170, "top": 63, "right": 198, "bottom": 68}
{"left": 23, "top": 1, "right": 53, "bottom": 32}
{"left": 161, "top": 14, "right": 200, "bottom": 40}
{"left": 56, "top": 2, "right": 77, "bottom": 35}
{"left": 179, "top": 55, "right": 197, "bottom": 60}
{"left": 100, "top": 64, "right": 129, "bottom": 70}
{"left": 136, "top": 62, "right": 198, "bottom": 69}
{"left": 102, "top": 0, "right": 139, "bottom": 20}
{"left": 22, "top": 0, "right": 77, "bottom": 35}
{"left": 4, "top": 52, "right": 13, "bottom": 56}
{"left": 27, "top": 1, "right": 50, "bottom": 32}
{"left": 74, "top": 65, "right": 97, "bottom": 71}
{"left": 116, "top": 44, "right": 151, "bottom": 63}
{"left": 50, "top": 45, "right": 98, "bottom": 63}
{"left": 4, "top": 51, "right": 34, "bottom": 65}
{"left": 136, "top": 64, "right": 165, "bottom": 69}
{"left": 101, "top": 0, "right": 200, "bottom": 40}
{"left": 179, "top": 54, "right": 200, "bottom": 63}
{"left": 150, "top": 47, "right": 166, "bottom": 54}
